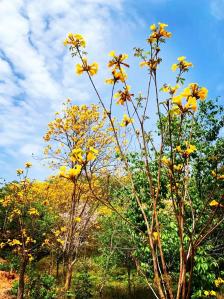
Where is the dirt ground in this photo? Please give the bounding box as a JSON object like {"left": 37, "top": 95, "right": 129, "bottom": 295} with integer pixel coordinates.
{"left": 0, "top": 268, "right": 17, "bottom": 299}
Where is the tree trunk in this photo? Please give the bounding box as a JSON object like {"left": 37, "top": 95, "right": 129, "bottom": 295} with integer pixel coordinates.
{"left": 56, "top": 257, "right": 60, "bottom": 279}
{"left": 127, "top": 266, "right": 131, "bottom": 298}
{"left": 64, "top": 260, "right": 73, "bottom": 292}
{"left": 17, "top": 256, "right": 28, "bottom": 299}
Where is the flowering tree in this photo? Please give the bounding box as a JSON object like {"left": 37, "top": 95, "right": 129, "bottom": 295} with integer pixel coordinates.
{"left": 0, "top": 164, "right": 56, "bottom": 299}
{"left": 64, "top": 24, "right": 224, "bottom": 299}
{"left": 43, "top": 101, "right": 115, "bottom": 291}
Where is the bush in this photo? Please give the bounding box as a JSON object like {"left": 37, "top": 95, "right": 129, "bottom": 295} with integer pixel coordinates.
{"left": 26, "top": 273, "right": 57, "bottom": 299}
{"left": 73, "top": 266, "right": 93, "bottom": 299}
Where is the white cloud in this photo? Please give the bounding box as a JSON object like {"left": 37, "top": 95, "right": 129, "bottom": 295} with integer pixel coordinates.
{"left": 0, "top": 0, "right": 144, "bottom": 180}
{"left": 210, "top": 0, "right": 224, "bottom": 20}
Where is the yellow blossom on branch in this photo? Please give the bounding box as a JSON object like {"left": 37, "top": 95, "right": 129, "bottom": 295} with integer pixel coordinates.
{"left": 8, "top": 239, "right": 22, "bottom": 246}
{"left": 114, "top": 85, "right": 133, "bottom": 105}
{"left": 105, "top": 68, "right": 127, "bottom": 84}
{"left": 74, "top": 216, "right": 81, "bottom": 222}
{"left": 86, "top": 147, "right": 98, "bottom": 161}
{"left": 161, "top": 84, "right": 179, "bottom": 95}
{"left": 76, "top": 58, "right": 98, "bottom": 76}
{"left": 64, "top": 33, "right": 86, "bottom": 48}
{"left": 176, "top": 142, "right": 197, "bottom": 158}
{"left": 28, "top": 207, "right": 40, "bottom": 216}
{"left": 171, "top": 56, "right": 193, "bottom": 72}
{"left": 68, "top": 165, "right": 82, "bottom": 178}
{"left": 16, "top": 169, "right": 24, "bottom": 175}
{"left": 108, "top": 51, "right": 129, "bottom": 69}
{"left": 147, "top": 22, "right": 171, "bottom": 43}
{"left": 120, "top": 114, "right": 134, "bottom": 127}
{"left": 25, "top": 162, "right": 32, "bottom": 168}
{"left": 70, "top": 148, "right": 84, "bottom": 163}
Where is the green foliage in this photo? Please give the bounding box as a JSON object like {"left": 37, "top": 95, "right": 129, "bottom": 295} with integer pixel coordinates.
{"left": 26, "top": 273, "right": 57, "bottom": 299}
{"left": 11, "top": 280, "right": 19, "bottom": 296}
{"left": 73, "top": 265, "right": 93, "bottom": 299}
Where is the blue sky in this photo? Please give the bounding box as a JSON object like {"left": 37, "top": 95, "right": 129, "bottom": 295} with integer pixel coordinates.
{"left": 0, "top": 0, "right": 224, "bottom": 181}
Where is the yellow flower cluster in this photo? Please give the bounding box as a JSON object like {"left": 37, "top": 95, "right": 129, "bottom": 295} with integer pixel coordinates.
{"left": 28, "top": 207, "right": 40, "bottom": 216}
{"left": 204, "top": 290, "right": 216, "bottom": 297}
{"left": 170, "top": 83, "right": 208, "bottom": 115}
{"left": 161, "top": 156, "right": 183, "bottom": 172}
{"left": 211, "top": 170, "right": 224, "bottom": 180}
{"left": 171, "top": 56, "right": 193, "bottom": 72}
{"left": 176, "top": 142, "right": 197, "bottom": 158}
{"left": 59, "top": 165, "right": 82, "bottom": 180}
{"left": 64, "top": 33, "right": 86, "bottom": 48}
{"left": 8, "top": 239, "right": 22, "bottom": 246}
{"left": 106, "top": 51, "right": 129, "bottom": 86}
{"left": 161, "top": 84, "right": 179, "bottom": 95}
{"left": 114, "top": 85, "right": 133, "bottom": 105}
{"left": 140, "top": 59, "right": 160, "bottom": 71}
{"left": 148, "top": 22, "right": 172, "bottom": 44}
{"left": 214, "top": 277, "right": 224, "bottom": 287}
{"left": 70, "top": 147, "right": 98, "bottom": 163}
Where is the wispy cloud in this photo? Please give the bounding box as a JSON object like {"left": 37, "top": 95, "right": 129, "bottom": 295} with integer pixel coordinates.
{"left": 0, "top": 0, "right": 142, "bottom": 180}
{"left": 210, "top": 0, "right": 224, "bottom": 20}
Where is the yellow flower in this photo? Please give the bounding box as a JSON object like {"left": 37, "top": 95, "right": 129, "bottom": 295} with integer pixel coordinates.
{"left": 105, "top": 68, "right": 127, "bottom": 84}
{"left": 177, "top": 56, "right": 186, "bottom": 62}
{"left": 74, "top": 216, "right": 81, "bottom": 222}
{"left": 214, "top": 277, "right": 224, "bottom": 287}
{"left": 57, "top": 238, "right": 65, "bottom": 245}
{"left": 64, "top": 33, "right": 86, "bottom": 48}
{"left": 197, "top": 87, "right": 208, "bottom": 100}
{"left": 114, "top": 85, "right": 133, "bottom": 105}
{"left": 174, "top": 164, "right": 183, "bottom": 171}
{"left": 9, "top": 239, "right": 22, "bottom": 246}
{"left": 16, "top": 169, "right": 24, "bottom": 175}
{"left": 120, "top": 114, "right": 134, "bottom": 127}
{"left": 185, "top": 144, "right": 197, "bottom": 155}
{"left": 172, "top": 95, "right": 182, "bottom": 106}
{"left": 68, "top": 165, "right": 82, "bottom": 178}
{"left": 86, "top": 147, "right": 98, "bottom": 161}
{"left": 25, "top": 162, "right": 32, "bottom": 168}
{"left": 204, "top": 290, "right": 209, "bottom": 297}
{"left": 171, "top": 64, "right": 178, "bottom": 71}
{"left": 184, "top": 96, "right": 197, "bottom": 112}
{"left": 28, "top": 254, "right": 34, "bottom": 262}
{"left": 108, "top": 51, "right": 129, "bottom": 69}
{"left": 150, "top": 24, "right": 156, "bottom": 31}
{"left": 0, "top": 242, "right": 5, "bottom": 249}
{"left": 162, "top": 85, "right": 179, "bottom": 95}
{"left": 171, "top": 57, "right": 193, "bottom": 72}
{"left": 209, "top": 200, "right": 222, "bottom": 207}
{"left": 158, "top": 22, "right": 168, "bottom": 29}
{"left": 170, "top": 106, "right": 181, "bottom": 116}
{"left": 210, "top": 290, "right": 216, "bottom": 296}
{"left": 28, "top": 207, "right": 40, "bottom": 216}
{"left": 60, "top": 226, "right": 67, "bottom": 232}
{"left": 75, "top": 58, "right": 98, "bottom": 76}
{"left": 176, "top": 142, "right": 196, "bottom": 157}
{"left": 140, "top": 59, "right": 159, "bottom": 71}
{"left": 148, "top": 22, "right": 171, "bottom": 43}
{"left": 153, "top": 231, "right": 159, "bottom": 241}
{"left": 161, "top": 156, "right": 171, "bottom": 167}
{"left": 71, "top": 148, "right": 84, "bottom": 163}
